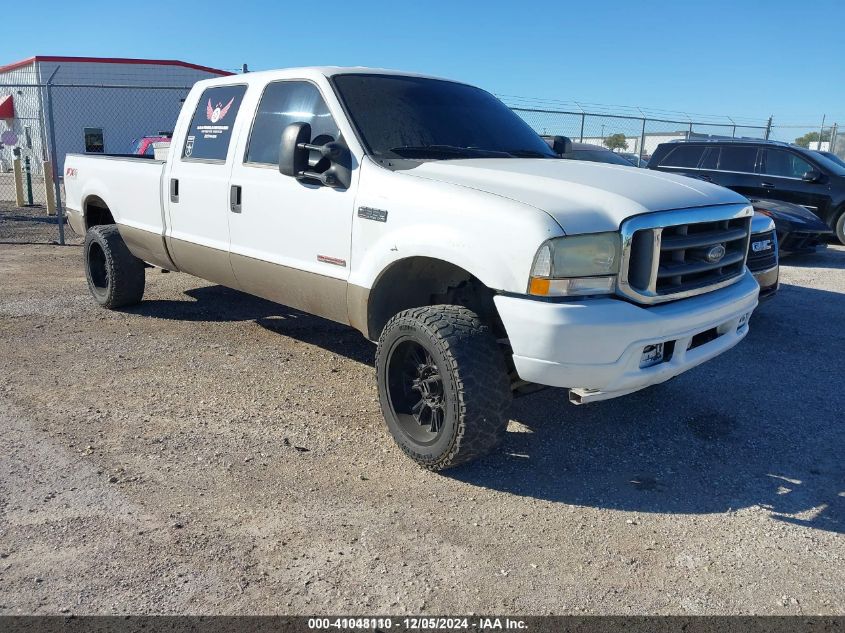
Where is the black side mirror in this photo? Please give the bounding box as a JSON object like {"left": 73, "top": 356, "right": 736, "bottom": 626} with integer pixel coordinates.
{"left": 542, "top": 135, "right": 572, "bottom": 155}
{"left": 279, "top": 122, "right": 352, "bottom": 189}
{"left": 802, "top": 169, "right": 822, "bottom": 182}
{"left": 279, "top": 122, "right": 312, "bottom": 178}
{"left": 552, "top": 135, "right": 572, "bottom": 155}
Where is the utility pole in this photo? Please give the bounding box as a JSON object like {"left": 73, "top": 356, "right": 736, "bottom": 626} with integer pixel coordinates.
{"left": 818, "top": 114, "right": 827, "bottom": 150}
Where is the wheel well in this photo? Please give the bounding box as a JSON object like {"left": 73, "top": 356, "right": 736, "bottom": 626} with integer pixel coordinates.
{"left": 366, "top": 257, "right": 505, "bottom": 342}
{"left": 84, "top": 196, "right": 115, "bottom": 230}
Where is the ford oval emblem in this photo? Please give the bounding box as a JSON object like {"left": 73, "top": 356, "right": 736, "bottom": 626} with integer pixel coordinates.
{"left": 706, "top": 244, "right": 727, "bottom": 263}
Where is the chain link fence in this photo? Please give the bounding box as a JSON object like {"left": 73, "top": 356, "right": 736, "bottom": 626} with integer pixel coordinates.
{"left": 1, "top": 82, "right": 191, "bottom": 231}
{"left": 1, "top": 78, "right": 842, "bottom": 244}
{"left": 510, "top": 107, "right": 771, "bottom": 160}
{"left": 0, "top": 83, "right": 50, "bottom": 206}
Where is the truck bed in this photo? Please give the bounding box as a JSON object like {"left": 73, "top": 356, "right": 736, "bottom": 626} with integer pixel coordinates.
{"left": 64, "top": 153, "right": 167, "bottom": 237}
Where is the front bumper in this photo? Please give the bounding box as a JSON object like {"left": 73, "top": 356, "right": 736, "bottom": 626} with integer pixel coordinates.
{"left": 752, "top": 265, "right": 779, "bottom": 301}
{"left": 494, "top": 271, "right": 759, "bottom": 402}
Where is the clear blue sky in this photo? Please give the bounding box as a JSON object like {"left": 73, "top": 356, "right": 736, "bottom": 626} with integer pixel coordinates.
{"left": 3, "top": 0, "right": 843, "bottom": 132}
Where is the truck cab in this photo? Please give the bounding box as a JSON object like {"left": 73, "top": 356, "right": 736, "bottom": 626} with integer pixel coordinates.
{"left": 64, "top": 67, "right": 760, "bottom": 470}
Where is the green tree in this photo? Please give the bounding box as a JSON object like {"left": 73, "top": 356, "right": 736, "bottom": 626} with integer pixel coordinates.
{"left": 603, "top": 133, "right": 629, "bottom": 152}
{"left": 794, "top": 130, "right": 831, "bottom": 148}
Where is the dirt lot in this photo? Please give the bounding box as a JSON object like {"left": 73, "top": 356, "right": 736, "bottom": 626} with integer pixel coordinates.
{"left": 0, "top": 206, "right": 843, "bottom": 615}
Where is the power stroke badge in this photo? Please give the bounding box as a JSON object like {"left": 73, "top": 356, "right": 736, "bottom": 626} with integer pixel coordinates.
{"left": 358, "top": 206, "right": 388, "bottom": 222}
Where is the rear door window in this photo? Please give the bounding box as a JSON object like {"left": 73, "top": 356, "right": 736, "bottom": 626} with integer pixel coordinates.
{"left": 182, "top": 84, "right": 247, "bottom": 162}
{"left": 717, "top": 146, "right": 758, "bottom": 173}
{"left": 762, "top": 149, "right": 814, "bottom": 179}
{"left": 659, "top": 144, "right": 705, "bottom": 168}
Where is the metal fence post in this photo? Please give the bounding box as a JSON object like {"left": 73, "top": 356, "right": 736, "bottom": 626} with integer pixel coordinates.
{"left": 13, "top": 157, "right": 25, "bottom": 206}
{"left": 43, "top": 160, "right": 56, "bottom": 215}
{"left": 24, "top": 157, "right": 34, "bottom": 205}
{"left": 831, "top": 123, "right": 839, "bottom": 153}
{"left": 579, "top": 113, "right": 585, "bottom": 142}
{"left": 639, "top": 117, "right": 647, "bottom": 162}
{"left": 45, "top": 70, "right": 65, "bottom": 245}
{"left": 765, "top": 116, "right": 773, "bottom": 140}
{"left": 818, "top": 114, "right": 827, "bottom": 151}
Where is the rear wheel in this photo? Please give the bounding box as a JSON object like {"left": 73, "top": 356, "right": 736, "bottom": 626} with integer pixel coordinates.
{"left": 376, "top": 305, "right": 512, "bottom": 471}
{"left": 84, "top": 225, "right": 145, "bottom": 308}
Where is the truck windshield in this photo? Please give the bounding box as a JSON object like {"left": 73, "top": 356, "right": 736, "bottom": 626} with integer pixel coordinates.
{"left": 332, "top": 74, "right": 557, "bottom": 160}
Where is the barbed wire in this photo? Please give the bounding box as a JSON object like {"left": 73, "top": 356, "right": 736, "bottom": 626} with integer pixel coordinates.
{"left": 496, "top": 93, "right": 844, "bottom": 130}
{"left": 496, "top": 93, "right": 772, "bottom": 126}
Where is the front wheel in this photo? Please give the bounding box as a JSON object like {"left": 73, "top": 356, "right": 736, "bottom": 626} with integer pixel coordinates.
{"left": 376, "top": 305, "right": 512, "bottom": 471}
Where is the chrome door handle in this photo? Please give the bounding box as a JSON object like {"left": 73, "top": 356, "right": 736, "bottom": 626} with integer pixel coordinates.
{"left": 169, "top": 178, "right": 179, "bottom": 203}
{"left": 761, "top": 181, "right": 775, "bottom": 188}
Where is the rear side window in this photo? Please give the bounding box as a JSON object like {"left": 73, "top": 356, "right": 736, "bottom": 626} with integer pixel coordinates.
{"left": 718, "top": 146, "right": 758, "bottom": 173}
{"left": 182, "top": 84, "right": 247, "bottom": 161}
{"left": 245, "top": 81, "right": 341, "bottom": 165}
{"left": 762, "top": 149, "right": 813, "bottom": 179}
{"left": 659, "top": 145, "right": 704, "bottom": 168}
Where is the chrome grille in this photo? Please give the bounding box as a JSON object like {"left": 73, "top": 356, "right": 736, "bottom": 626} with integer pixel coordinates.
{"left": 618, "top": 205, "right": 754, "bottom": 305}
{"left": 746, "top": 230, "right": 778, "bottom": 272}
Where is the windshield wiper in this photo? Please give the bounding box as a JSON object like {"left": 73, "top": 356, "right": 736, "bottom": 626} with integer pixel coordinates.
{"left": 504, "top": 149, "right": 556, "bottom": 158}
{"left": 388, "top": 145, "right": 511, "bottom": 159}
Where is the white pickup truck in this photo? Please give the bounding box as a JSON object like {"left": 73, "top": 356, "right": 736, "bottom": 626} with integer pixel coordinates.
{"left": 64, "top": 67, "right": 759, "bottom": 470}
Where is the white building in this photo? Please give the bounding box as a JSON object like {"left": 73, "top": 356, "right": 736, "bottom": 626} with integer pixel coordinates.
{"left": 0, "top": 55, "right": 230, "bottom": 179}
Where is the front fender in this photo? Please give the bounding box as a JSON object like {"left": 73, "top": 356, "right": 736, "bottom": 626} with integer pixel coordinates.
{"left": 349, "top": 159, "right": 563, "bottom": 292}
{"left": 351, "top": 223, "right": 515, "bottom": 292}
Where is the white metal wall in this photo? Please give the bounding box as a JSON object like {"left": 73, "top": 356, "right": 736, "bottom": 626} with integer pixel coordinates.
{"left": 1, "top": 60, "right": 224, "bottom": 179}
{"left": 0, "top": 63, "right": 45, "bottom": 175}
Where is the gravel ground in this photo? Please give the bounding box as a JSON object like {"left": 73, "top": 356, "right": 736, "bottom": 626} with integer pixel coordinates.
{"left": 0, "top": 202, "right": 79, "bottom": 246}
{"left": 0, "top": 207, "right": 843, "bottom": 615}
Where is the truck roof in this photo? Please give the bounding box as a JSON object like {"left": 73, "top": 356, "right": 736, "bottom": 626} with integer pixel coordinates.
{"left": 194, "top": 66, "right": 455, "bottom": 88}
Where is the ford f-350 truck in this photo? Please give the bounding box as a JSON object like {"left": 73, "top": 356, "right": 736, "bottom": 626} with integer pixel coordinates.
{"left": 64, "top": 67, "right": 759, "bottom": 470}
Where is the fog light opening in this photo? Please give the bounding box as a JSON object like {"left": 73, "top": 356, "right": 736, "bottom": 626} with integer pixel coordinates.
{"left": 640, "top": 343, "right": 665, "bottom": 368}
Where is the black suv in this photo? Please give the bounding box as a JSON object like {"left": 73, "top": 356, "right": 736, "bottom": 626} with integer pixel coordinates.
{"left": 648, "top": 139, "right": 845, "bottom": 244}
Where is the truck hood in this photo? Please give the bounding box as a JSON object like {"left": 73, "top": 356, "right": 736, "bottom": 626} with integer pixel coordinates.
{"left": 406, "top": 158, "right": 749, "bottom": 234}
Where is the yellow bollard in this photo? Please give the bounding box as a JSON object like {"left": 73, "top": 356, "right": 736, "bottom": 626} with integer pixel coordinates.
{"left": 13, "top": 158, "right": 25, "bottom": 207}
{"left": 44, "top": 160, "right": 56, "bottom": 216}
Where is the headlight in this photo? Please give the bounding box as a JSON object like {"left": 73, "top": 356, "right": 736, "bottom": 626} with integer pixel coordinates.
{"left": 528, "top": 232, "right": 621, "bottom": 297}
